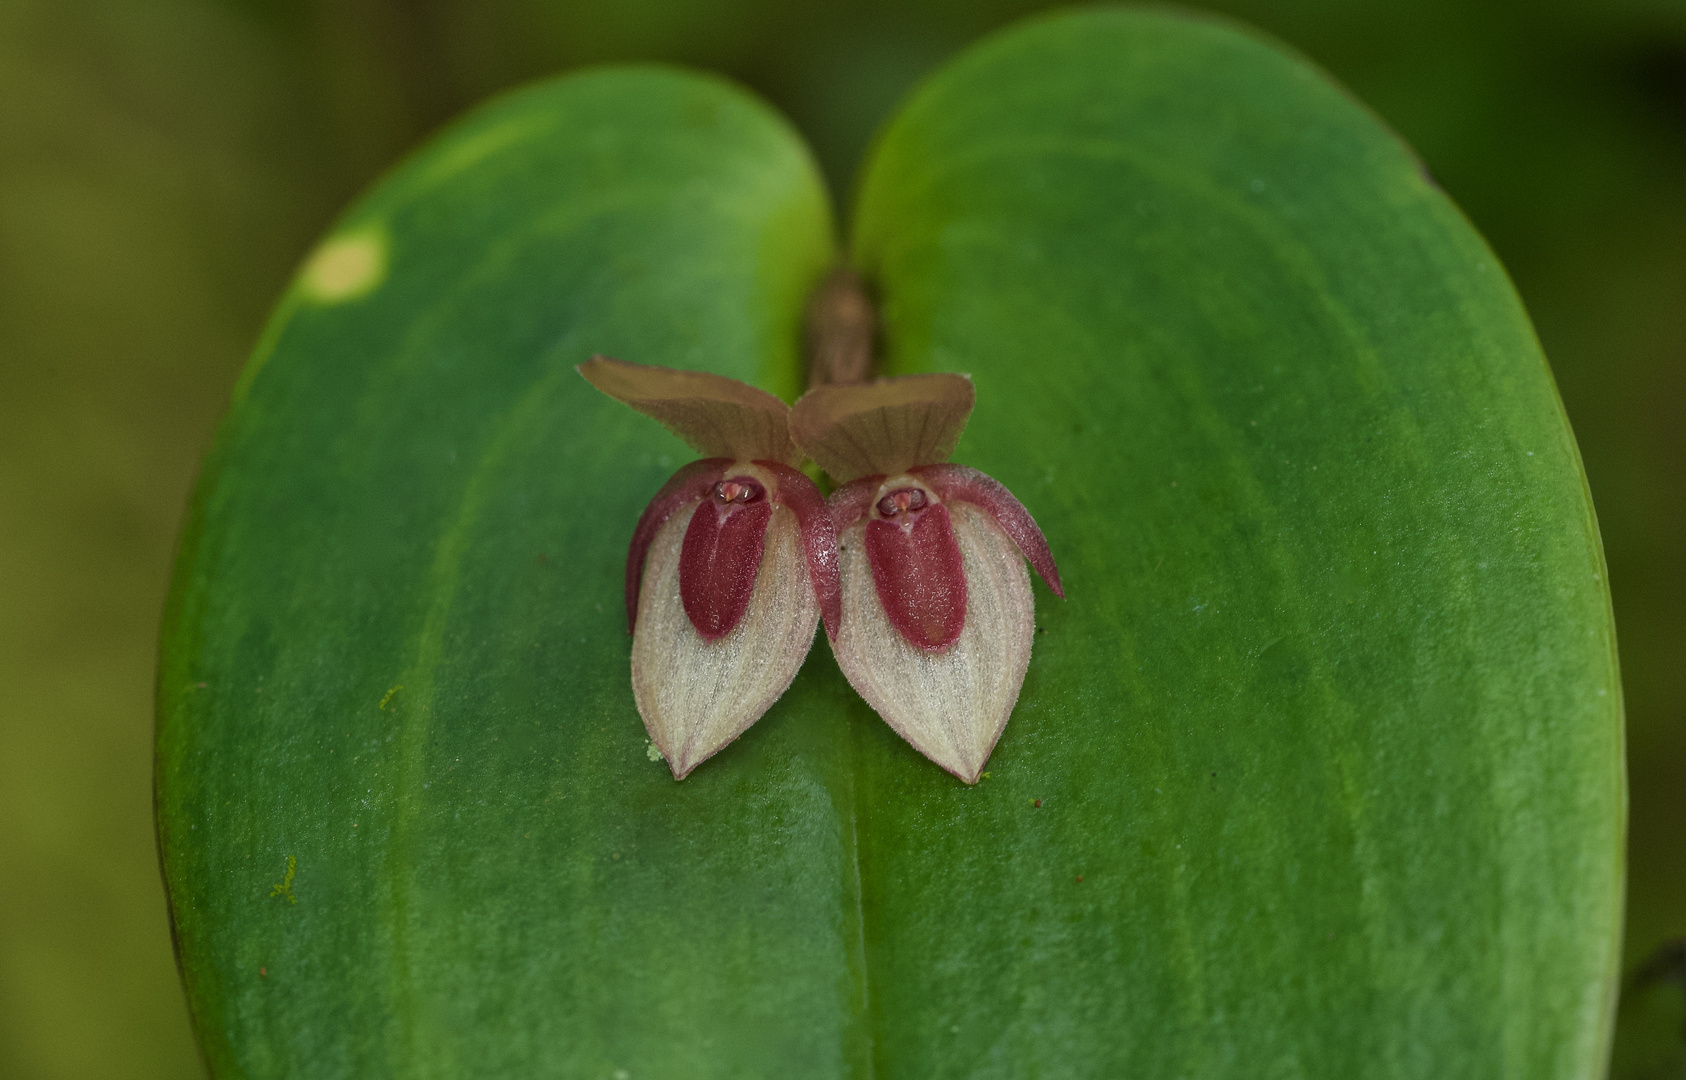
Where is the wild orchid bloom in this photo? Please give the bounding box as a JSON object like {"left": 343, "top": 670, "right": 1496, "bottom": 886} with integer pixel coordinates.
{"left": 789, "top": 374, "right": 1063, "bottom": 784}
{"left": 579, "top": 357, "right": 839, "bottom": 780}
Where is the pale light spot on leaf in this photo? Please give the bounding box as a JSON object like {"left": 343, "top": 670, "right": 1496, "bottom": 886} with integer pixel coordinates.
{"left": 301, "top": 229, "right": 386, "bottom": 303}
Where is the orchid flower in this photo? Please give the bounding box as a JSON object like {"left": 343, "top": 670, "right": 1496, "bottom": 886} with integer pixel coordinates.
{"left": 578, "top": 357, "right": 839, "bottom": 779}
{"left": 789, "top": 374, "right": 1064, "bottom": 784}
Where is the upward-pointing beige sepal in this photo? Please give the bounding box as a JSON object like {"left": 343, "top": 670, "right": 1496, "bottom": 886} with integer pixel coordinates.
{"left": 580, "top": 355, "right": 800, "bottom": 466}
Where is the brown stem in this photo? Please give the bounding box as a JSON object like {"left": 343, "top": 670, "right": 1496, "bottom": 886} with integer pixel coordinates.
{"left": 805, "top": 267, "right": 876, "bottom": 388}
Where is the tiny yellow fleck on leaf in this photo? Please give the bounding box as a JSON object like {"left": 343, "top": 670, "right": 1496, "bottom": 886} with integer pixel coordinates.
{"left": 269, "top": 855, "right": 298, "bottom": 905}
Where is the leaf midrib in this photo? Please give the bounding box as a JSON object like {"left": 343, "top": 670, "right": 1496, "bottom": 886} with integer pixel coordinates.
{"left": 847, "top": 739, "right": 878, "bottom": 1080}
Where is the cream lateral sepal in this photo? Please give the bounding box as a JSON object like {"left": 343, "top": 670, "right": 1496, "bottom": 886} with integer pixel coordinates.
{"left": 831, "top": 501, "right": 1034, "bottom": 783}
{"left": 631, "top": 502, "right": 819, "bottom": 779}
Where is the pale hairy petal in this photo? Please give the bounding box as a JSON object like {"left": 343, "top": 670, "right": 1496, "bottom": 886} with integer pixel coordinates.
{"left": 756, "top": 460, "right": 842, "bottom": 639}
{"left": 789, "top": 373, "right": 975, "bottom": 482}
{"left": 831, "top": 502, "right": 1034, "bottom": 783}
{"left": 580, "top": 356, "right": 799, "bottom": 465}
{"left": 631, "top": 502, "right": 819, "bottom": 779}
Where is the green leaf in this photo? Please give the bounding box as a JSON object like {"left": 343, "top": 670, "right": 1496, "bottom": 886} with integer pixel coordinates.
{"left": 847, "top": 11, "right": 1622, "bottom": 1077}
{"left": 157, "top": 10, "right": 1624, "bottom": 1079}
{"left": 157, "top": 67, "right": 852, "bottom": 1077}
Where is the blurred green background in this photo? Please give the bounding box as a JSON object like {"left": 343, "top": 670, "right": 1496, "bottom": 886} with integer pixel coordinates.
{"left": 0, "top": 0, "right": 1680, "bottom": 1077}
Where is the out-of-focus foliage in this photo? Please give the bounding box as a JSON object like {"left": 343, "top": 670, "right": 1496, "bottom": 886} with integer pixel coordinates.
{"left": 0, "top": 3, "right": 325, "bottom": 1077}
{"left": 0, "top": 1, "right": 1680, "bottom": 1078}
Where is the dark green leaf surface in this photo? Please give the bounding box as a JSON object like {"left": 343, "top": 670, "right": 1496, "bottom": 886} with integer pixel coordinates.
{"left": 157, "top": 11, "right": 1624, "bottom": 1079}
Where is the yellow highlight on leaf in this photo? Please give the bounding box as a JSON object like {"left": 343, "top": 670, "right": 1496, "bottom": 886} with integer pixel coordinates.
{"left": 300, "top": 229, "right": 386, "bottom": 302}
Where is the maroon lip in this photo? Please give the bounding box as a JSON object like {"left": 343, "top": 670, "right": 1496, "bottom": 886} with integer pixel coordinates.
{"left": 679, "top": 477, "right": 772, "bottom": 641}
{"left": 865, "top": 495, "right": 967, "bottom": 652}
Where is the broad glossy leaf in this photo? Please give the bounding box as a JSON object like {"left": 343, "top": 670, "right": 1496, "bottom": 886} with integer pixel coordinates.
{"left": 849, "top": 9, "right": 1622, "bottom": 1078}
{"left": 157, "top": 12, "right": 1624, "bottom": 1080}
{"left": 156, "top": 68, "right": 857, "bottom": 1077}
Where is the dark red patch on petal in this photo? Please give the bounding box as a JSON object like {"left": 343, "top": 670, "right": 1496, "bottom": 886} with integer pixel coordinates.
{"left": 627, "top": 459, "right": 729, "bottom": 632}
{"left": 865, "top": 502, "right": 967, "bottom": 652}
{"left": 679, "top": 482, "right": 772, "bottom": 640}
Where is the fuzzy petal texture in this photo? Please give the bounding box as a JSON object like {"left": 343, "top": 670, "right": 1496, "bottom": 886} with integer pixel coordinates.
{"left": 755, "top": 460, "right": 842, "bottom": 639}
{"left": 632, "top": 501, "right": 820, "bottom": 779}
{"left": 833, "top": 501, "right": 1035, "bottom": 783}
{"left": 789, "top": 373, "right": 975, "bottom": 482}
{"left": 912, "top": 463, "right": 1064, "bottom": 597}
{"left": 580, "top": 356, "right": 799, "bottom": 465}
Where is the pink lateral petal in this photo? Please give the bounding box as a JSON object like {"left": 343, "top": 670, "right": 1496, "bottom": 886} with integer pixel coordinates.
{"left": 754, "top": 460, "right": 842, "bottom": 640}
{"left": 865, "top": 503, "right": 968, "bottom": 652}
{"left": 911, "top": 463, "right": 1064, "bottom": 598}
{"left": 826, "top": 474, "right": 886, "bottom": 531}
{"left": 679, "top": 494, "right": 772, "bottom": 640}
{"left": 626, "top": 458, "right": 728, "bottom": 632}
